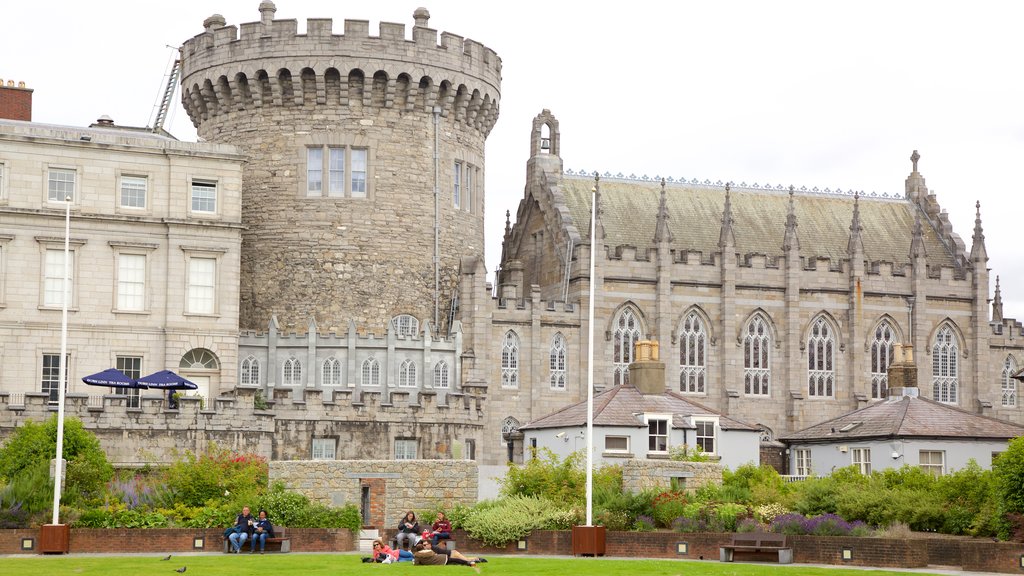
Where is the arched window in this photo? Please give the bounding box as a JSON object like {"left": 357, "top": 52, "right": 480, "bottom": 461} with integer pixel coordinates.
{"left": 361, "top": 357, "right": 380, "bottom": 386}
{"left": 871, "top": 321, "right": 897, "bottom": 399}
{"left": 322, "top": 357, "right": 342, "bottom": 387}
{"left": 613, "top": 307, "right": 643, "bottom": 386}
{"left": 282, "top": 357, "right": 302, "bottom": 386}
{"left": 549, "top": 333, "right": 567, "bottom": 390}
{"left": 1002, "top": 356, "right": 1018, "bottom": 408}
{"left": 501, "top": 331, "right": 520, "bottom": 388}
{"left": 743, "top": 313, "right": 771, "bottom": 396}
{"left": 391, "top": 314, "right": 420, "bottom": 337}
{"left": 807, "top": 317, "right": 835, "bottom": 398}
{"left": 399, "top": 359, "right": 417, "bottom": 388}
{"left": 932, "top": 325, "right": 958, "bottom": 403}
{"left": 501, "top": 416, "right": 521, "bottom": 438}
{"left": 433, "top": 360, "right": 450, "bottom": 389}
{"left": 180, "top": 348, "right": 220, "bottom": 370}
{"left": 240, "top": 356, "right": 260, "bottom": 387}
{"left": 679, "top": 311, "right": 706, "bottom": 393}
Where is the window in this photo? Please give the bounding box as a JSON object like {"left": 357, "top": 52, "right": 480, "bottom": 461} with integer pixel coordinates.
{"left": 328, "top": 148, "right": 345, "bottom": 196}
{"left": 501, "top": 416, "right": 521, "bottom": 440}
{"left": 322, "top": 357, "right": 342, "bottom": 386}
{"left": 501, "top": 331, "right": 520, "bottom": 388}
{"left": 306, "top": 148, "right": 323, "bottom": 195}
{"left": 399, "top": 359, "right": 417, "bottom": 388}
{"left": 361, "top": 357, "right": 380, "bottom": 386}
{"left": 351, "top": 149, "right": 367, "bottom": 197}
{"left": 549, "top": 333, "right": 567, "bottom": 390}
{"left": 932, "top": 325, "right": 959, "bottom": 404}
{"left": 43, "top": 249, "right": 74, "bottom": 307}
{"left": 795, "top": 448, "right": 812, "bottom": 476}
{"left": 743, "top": 313, "right": 771, "bottom": 396}
{"left": 648, "top": 418, "right": 668, "bottom": 452}
{"left": 433, "top": 360, "right": 450, "bottom": 388}
{"left": 116, "top": 253, "right": 146, "bottom": 311}
{"left": 807, "top": 317, "right": 835, "bottom": 398}
{"left": 120, "top": 176, "right": 147, "bottom": 209}
{"left": 1002, "top": 356, "right": 1018, "bottom": 408}
{"left": 871, "top": 321, "right": 897, "bottom": 399}
{"left": 395, "top": 439, "right": 417, "bottom": 460}
{"left": 117, "top": 356, "right": 142, "bottom": 408}
{"left": 605, "top": 436, "right": 630, "bottom": 453}
{"left": 919, "top": 450, "right": 945, "bottom": 478}
{"left": 240, "top": 356, "right": 260, "bottom": 387}
{"left": 695, "top": 420, "right": 716, "bottom": 454}
{"left": 282, "top": 357, "right": 302, "bottom": 386}
{"left": 851, "top": 448, "right": 871, "bottom": 475}
{"left": 190, "top": 181, "right": 217, "bottom": 213}
{"left": 305, "top": 145, "right": 368, "bottom": 198}
{"left": 187, "top": 257, "right": 216, "bottom": 314}
{"left": 679, "top": 311, "right": 706, "bottom": 393}
{"left": 41, "top": 353, "right": 69, "bottom": 404}
{"left": 465, "top": 166, "right": 473, "bottom": 213}
{"left": 48, "top": 167, "right": 75, "bottom": 202}
{"left": 613, "top": 307, "right": 642, "bottom": 386}
{"left": 0, "top": 162, "right": 5, "bottom": 201}
{"left": 464, "top": 438, "right": 476, "bottom": 460}
{"left": 453, "top": 161, "right": 462, "bottom": 208}
{"left": 391, "top": 314, "right": 419, "bottom": 337}
{"left": 312, "top": 438, "right": 336, "bottom": 460}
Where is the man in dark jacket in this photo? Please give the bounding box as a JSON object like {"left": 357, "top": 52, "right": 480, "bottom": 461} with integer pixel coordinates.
{"left": 228, "top": 506, "right": 254, "bottom": 553}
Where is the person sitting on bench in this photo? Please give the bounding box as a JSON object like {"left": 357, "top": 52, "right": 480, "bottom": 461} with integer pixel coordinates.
{"left": 396, "top": 510, "right": 422, "bottom": 550}
{"left": 250, "top": 509, "right": 274, "bottom": 554}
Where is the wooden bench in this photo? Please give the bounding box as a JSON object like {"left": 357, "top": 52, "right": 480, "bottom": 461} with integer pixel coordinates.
{"left": 719, "top": 532, "right": 792, "bottom": 564}
{"left": 223, "top": 527, "right": 291, "bottom": 553}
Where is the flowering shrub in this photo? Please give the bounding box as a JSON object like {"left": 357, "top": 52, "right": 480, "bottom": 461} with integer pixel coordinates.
{"left": 769, "top": 512, "right": 872, "bottom": 536}
{"left": 459, "top": 495, "right": 578, "bottom": 547}
{"left": 633, "top": 514, "right": 656, "bottom": 531}
{"left": 651, "top": 490, "right": 688, "bottom": 527}
{"left": 755, "top": 502, "right": 789, "bottom": 523}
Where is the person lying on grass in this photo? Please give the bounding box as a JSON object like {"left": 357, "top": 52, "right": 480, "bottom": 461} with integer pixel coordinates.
{"left": 411, "top": 539, "right": 487, "bottom": 567}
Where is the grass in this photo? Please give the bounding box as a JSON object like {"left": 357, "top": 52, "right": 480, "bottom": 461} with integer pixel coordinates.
{"left": 0, "top": 554, "right": 955, "bottom": 576}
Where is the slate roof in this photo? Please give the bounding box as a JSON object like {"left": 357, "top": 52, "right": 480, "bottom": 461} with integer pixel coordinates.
{"left": 778, "top": 393, "right": 1024, "bottom": 443}
{"left": 557, "top": 176, "right": 956, "bottom": 268}
{"left": 519, "top": 384, "right": 759, "bottom": 431}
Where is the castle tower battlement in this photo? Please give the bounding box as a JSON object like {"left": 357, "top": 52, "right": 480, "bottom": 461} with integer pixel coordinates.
{"left": 178, "top": 3, "right": 502, "bottom": 334}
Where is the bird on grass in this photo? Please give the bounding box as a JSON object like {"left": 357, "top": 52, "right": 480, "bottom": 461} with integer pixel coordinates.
{"left": 161, "top": 555, "right": 172, "bottom": 561}
{"left": 175, "top": 567, "right": 187, "bottom": 573}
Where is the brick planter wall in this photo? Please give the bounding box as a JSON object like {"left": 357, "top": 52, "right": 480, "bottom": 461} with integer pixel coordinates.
{"left": 0, "top": 528, "right": 355, "bottom": 555}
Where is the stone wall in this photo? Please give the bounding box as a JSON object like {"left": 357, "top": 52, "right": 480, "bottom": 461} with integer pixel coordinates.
{"left": 269, "top": 459, "right": 478, "bottom": 528}
{"left": 620, "top": 460, "right": 723, "bottom": 494}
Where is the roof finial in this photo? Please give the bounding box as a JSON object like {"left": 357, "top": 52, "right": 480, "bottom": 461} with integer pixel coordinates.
{"left": 911, "top": 150, "right": 920, "bottom": 173}
{"left": 910, "top": 210, "right": 927, "bottom": 259}
{"left": 718, "top": 182, "right": 736, "bottom": 249}
{"left": 504, "top": 209, "right": 511, "bottom": 236}
{"left": 654, "top": 178, "right": 674, "bottom": 244}
{"left": 782, "top": 185, "right": 799, "bottom": 252}
{"left": 970, "top": 200, "right": 988, "bottom": 263}
{"left": 993, "top": 275, "right": 1004, "bottom": 323}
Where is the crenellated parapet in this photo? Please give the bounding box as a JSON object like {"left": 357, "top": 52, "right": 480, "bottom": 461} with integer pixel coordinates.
{"left": 179, "top": 4, "right": 501, "bottom": 136}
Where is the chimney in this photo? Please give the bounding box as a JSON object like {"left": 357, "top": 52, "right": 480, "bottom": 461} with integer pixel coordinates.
{"left": 628, "top": 340, "right": 665, "bottom": 394}
{"left": 886, "top": 344, "right": 919, "bottom": 399}
{"left": 0, "top": 80, "right": 32, "bottom": 121}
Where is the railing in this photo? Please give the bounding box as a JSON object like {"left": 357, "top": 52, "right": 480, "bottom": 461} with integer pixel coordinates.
{"left": 780, "top": 475, "right": 810, "bottom": 483}
{"left": 8, "top": 392, "right": 25, "bottom": 407}
{"left": 87, "top": 395, "right": 104, "bottom": 408}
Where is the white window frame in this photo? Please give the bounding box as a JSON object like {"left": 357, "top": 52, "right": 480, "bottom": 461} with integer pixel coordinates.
{"left": 190, "top": 180, "right": 217, "bottom": 214}
{"left": 306, "top": 147, "right": 323, "bottom": 196}
{"left": 361, "top": 357, "right": 381, "bottom": 386}
{"left": 645, "top": 414, "right": 670, "bottom": 453}
{"left": 693, "top": 417, "right": 718, "bottom": 455}
{"left": 932, "top": 325, "right": 959, "bottom": 404}
{"left": 282, "top": 357, "right": 302, "bottom": 386}
{"left": 322, "top": 357, "right": 343, "bottom": 387}
{"left": 501, "top": 331, "right": 520, "bottom": 388}
{"left": 464, "top": 165, "right": 474, "bottom": 213}
{"left": 119, "top": 175, "right": 148, "bottom": 210}
{"left": 679, "top": 311, "right": 707, "bottom": 394}
{"left": 851, "top": 447, "right": 871, "bottom": 475}
{"left": 311, "top": 437, "right": 336, "bottom": 460}
{"left": 604, "top": 435, "right": 630, "bottom": 453}
{"left": 391, "top": 314, "right": 420, "bottom": 337}
{"left": 919, "top": 450, "right": 945, "bottom": 478}
{"left": 795, "top": 448, "right": 812, "bottom": 476}
{"left": 47, "top": 166, "right": 76, "bottom": 203}
{"left": 743, "top": 313, "right": 771, "bottom": 396}
{"left": 350, "top": 148, "right": 367, "bottom": 197}
{"left": 807, "top": 317, "right": 836, "bottom": 398}
{"left": 41, "top": 353, "right": 70, "bottom": 405}
{"left": 453, "top": 161, "right": 462, "bottom": 208}
{"left": 180, "top": 247, "right": 225, "bottom": 316}
{"left": 42, "top": 248, "right": 75, "bottom": 308}
{"left": 304, "top": 144, "right": 369, "bottom": 198}
{"left": 871, "top": 321, "right": 896, "bottom": 399}
{"left": 116, "top": 355, "right": 143, "bottom": 408}
{"left": 399, "top": 359, "right": 417, "bottom": 388}
{"left": 1002, "top": 356, "right": 1018, "bottom": 408}
{"left": 186, "top": 256, "right": 217, "bottom": 315}
{"left": 613, "top": 307, "right": 643, "bottom": 386}
{"left": 549, "top": 332, "right": 567, "bottom": 390}
{"left": 433, "top": 360, "right": 450, "bottom": 389}
{"left": 115, "top": 252, "right": 148, "bottom": 312}
{"left": 395, "top": 439, "right": 417, "bottom": 460}
{"left": 240, "top": 356, "right": 261, "bottom": 387}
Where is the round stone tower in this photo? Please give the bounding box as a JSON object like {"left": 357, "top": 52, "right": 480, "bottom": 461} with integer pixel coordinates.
{"left": 179, "top": 3, "right": 500, "bottom": 333}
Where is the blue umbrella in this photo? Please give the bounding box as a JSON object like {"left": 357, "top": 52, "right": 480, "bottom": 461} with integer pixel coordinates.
{"left": 81, "top": 368, "right": 142, "bottom": 389}
{"left": 136, "top": 369, "right": 198, "bottom": 391}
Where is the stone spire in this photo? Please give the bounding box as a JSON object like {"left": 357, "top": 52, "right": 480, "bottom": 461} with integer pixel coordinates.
{"left": 653, "top": 178, "right": 674, "bottom": 244}
{"left": 970, "top": 201, "right": 988, "bottom": 263}
{"left": 782, "top": 185, "right": 800, "bottom": 252}
{"left": 910, "top": 210, "right": 927, "bottom": 259}
{"left": 847, "top": 192, "right": 864, "bottom": 256}
{"left": 905, "top": 149, "right": 929, "bottom": 205}
{"left": 993, "top": 275, "right": 1004, "bottom": 323}
{"left": 592, "top": 174, "right": 605, "bottom": 240}
{"left": 504, "top": 209, "right": 512, "bottom": 239}
{"left": 718, "top": 183, "right": 736, "bottom": 250}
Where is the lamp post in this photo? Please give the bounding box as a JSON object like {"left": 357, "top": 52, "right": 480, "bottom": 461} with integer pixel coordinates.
{"left": 51, "top": 194, "right": 71, "bottom": 525}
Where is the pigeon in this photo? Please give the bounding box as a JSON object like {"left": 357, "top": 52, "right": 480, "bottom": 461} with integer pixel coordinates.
{"left": 175, "top": 567, "right": 187, "bottom": 573}
{"left": 161, "top": 555, "right": 172, "bottom": 561}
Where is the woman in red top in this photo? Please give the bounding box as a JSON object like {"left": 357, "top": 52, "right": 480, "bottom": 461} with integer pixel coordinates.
{"left": 431, "top": 511, "right": 453, "bottom": 546}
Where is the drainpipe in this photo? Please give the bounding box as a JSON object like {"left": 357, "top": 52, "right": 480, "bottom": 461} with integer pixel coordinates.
{"left": 433, "top": 106, "right": 441, "bottom": 333}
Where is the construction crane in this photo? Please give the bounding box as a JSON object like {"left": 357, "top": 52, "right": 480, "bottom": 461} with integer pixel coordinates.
{"left": 151, "top": 58, "right": 180, "bottom": 134}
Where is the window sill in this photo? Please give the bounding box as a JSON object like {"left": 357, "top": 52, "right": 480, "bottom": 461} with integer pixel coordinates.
{"left": 38, "top": 305, "right": 80, "bottom": 312}
{"left": 602, "top": 451, "right": 634, "bottom": 459}
{"left": 183, "top": 312, "right": 221, "bottom": 319}
{"left": 113, "top": 309, "right": 152, "bottom": 315}
{"left": 647, "top": 452, "right": 670, "bottom": 460}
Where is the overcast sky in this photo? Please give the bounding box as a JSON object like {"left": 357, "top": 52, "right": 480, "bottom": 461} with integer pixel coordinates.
{"left": 4, "top": 1, "right": 1022, "bottom": 317}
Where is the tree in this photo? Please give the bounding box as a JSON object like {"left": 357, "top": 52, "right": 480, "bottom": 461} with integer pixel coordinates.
{"left": 994, "top": 436, "right": 1024, "bottom": 514}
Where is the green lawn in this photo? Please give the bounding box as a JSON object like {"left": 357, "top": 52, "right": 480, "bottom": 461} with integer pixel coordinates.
{"left": 0, "top": 554, "right": 953, "bottom": 576}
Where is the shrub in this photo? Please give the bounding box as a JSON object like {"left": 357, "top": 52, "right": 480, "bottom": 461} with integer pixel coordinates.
{"left": 713, "top": 502, "right": 749, "bottom": 532}
{"left": 723, "top": 464, "right": 788, "bottom": 506}
{"left": 460, "top": 495, "right": 576, "bottom": 547}
{"left": 650, "top": 490, "right": 688, "bottom": 528}
{"left": 754, "top": 502, "right": 789, "bottom": 523}
{"left": 633, "top": 514, "right": 656, "bottom": 531}
{"left": 668, "top": 445, "right": 710, "bottom": 462}
{"left": 163, "top": 446, "right": 267, "bottom": 508}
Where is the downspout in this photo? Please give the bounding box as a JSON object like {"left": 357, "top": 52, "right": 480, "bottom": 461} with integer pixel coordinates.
{"left": 433, "top": 106, "right": 441, "bottom": 334}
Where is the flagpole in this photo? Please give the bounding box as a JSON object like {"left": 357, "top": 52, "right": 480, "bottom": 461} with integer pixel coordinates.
{"left": 51, "top": 194, "right": 71, "bottom": 525}
{"left": 585, "top": 175, "right": 598, "bottom": 526}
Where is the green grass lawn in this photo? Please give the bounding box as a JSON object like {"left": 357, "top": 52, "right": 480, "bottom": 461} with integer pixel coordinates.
{"left": 0, "top": 554, "right": 954, "bottom": 576}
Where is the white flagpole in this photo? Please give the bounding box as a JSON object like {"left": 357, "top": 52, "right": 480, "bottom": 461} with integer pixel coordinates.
{"left": 51, "top": 194, "right": 71, "bottom": 525}
{"left": 585, "top": 176, "right": 598, "bottom": 526}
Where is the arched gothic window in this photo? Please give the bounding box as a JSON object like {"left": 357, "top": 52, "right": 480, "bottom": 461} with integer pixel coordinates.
{"left": 871, "top": 321, "right": 897, "bottom": 399}
{"left": 391, "top": 314, "right": 420, "bottom": 337}
{"left": 322, "top": 357, "right": 342, "bottom": 387}
{"left": 807, "top": 317, "right": 835, "bottom": 397}
{"left": 433, "top": 360, "right": 450, "bottom": 389}
{"left": 679, "top": 311, "right": 706, "bottom": 393}
{"left": 361, "top": 357, "right": 381, "bottom": 386}
{"left": 549, "top": 333, "right": 567, "bottom": 390}
{"left": 240, "top": 356, "right": 260, "bottom": 387}
{"left": 501, "top": 416, "right": 521, "bottom": 439}
{"left": 501, "top": 331, "right": 520, "bottom": 388}
{"left": 613, "top": 307, "right": 643, "bottom": 386}
{"left": 399, "top": 359, "right": 417, "bottom": 388}
{"left": 282, "top": 357, "right": 302, "bottom": 386}
{"left": 1002, "top": 356, "right": 1018, "bottom": 408}
{"left": 743, "top": 313, "right": 771, "bottom": 396}
{"left": 932, "top": 325, "right": 959, "bottom": 403}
